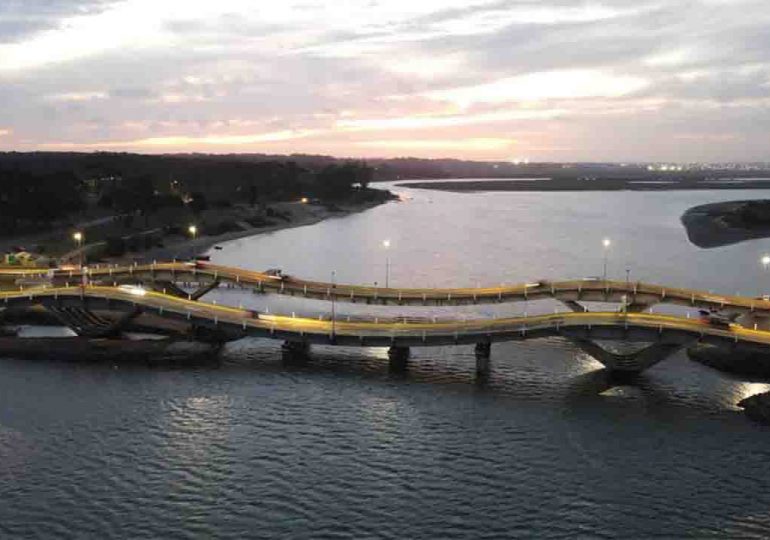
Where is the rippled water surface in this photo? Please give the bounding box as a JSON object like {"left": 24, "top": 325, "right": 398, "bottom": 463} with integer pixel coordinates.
{"left": 3, "top": 184, "right": 770, "bottom": 538}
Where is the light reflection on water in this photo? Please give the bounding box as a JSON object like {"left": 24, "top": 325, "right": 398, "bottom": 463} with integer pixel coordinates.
{"left": 3, "top": 185, "right": 770, "bottom": 537}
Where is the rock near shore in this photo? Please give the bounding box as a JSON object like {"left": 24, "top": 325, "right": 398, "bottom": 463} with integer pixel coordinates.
{"left": 738, "top": 392, "right": 770, "bottom": 424}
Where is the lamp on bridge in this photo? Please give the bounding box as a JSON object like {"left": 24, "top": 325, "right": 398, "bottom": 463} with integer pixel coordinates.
{"left": 602, "top": 238, "right": 611, "bottom": 282}
{"left": 762, "top": 255, "right": 770, "bottom": 270}
{"left": 188, "top": 225, "right": 198, "bottom": 240}
{"left": 331, "top": 270, "right": 336, "bottom": 341}
{"left": 73, "top": 231, "right": 84, "bottom": 268}
{"left": 382, "top": 239, "right": 391, "bottom": 288}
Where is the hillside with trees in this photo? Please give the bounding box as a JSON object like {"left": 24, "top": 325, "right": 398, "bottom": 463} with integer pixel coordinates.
{"left": 0, "top": 153, "right": 382, "bottom": 235}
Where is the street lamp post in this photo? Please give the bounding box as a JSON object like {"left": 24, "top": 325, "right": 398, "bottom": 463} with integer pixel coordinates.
{"left": 73, "top": 232, "right": 84, "bottom": 268}
{"left": 761, "top": 255, "right": 770, "bottom": 296}
{"left": 331, "top": 270, "right": 336, "bottom": 341}
{"left": 602, "top": 238, "right": 611, "bottom": 282}
{"left": 188, "top": 225, "right": 198, "bottom": 240}
{"left": 382, "top": 239, "right": 391, "bottom": 288}
{"left": 624, "top": 266, "right": 631, "bottom": 313}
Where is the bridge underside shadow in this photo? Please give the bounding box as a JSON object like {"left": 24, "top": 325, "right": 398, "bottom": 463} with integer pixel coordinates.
{"left": 46, "top": 306, "right": 143, "bottom": 338}
{"left": 569, "top": 339, "right": 686, "bottom": 373}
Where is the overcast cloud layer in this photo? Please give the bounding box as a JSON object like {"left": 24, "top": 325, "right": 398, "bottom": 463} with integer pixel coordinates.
{"left": 0, "top": 0, "right": 768, "bottom": 161}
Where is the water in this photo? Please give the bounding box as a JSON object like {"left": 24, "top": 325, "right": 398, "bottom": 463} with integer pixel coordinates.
{"left": 3, "top": 184, "right": 770, "bottom": 538}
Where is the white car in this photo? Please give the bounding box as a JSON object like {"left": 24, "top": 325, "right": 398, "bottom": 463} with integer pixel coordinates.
{"left": 118, "top": 284, "right": 147, "bottom": 297}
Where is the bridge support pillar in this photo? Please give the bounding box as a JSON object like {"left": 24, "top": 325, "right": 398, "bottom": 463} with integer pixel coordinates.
{"left": 190, "top": 279, "right": 221, "bottom": 300}
{"left": 191, "top": 325, "right": 230, "bottom": 344}
{"left": 474, "top": 342, "right": 492, "bottom": 375}
{"left": 388, "top": 346, "right": 410, "bottom": 372}
{"left": 570, "top": 338, "right": 687, "bottom": 374}
{"left": 282, "top": 341, "right": 310, "bottom": 355}
{"left": 560, "top": 300, "right": 587, "bottom": 313}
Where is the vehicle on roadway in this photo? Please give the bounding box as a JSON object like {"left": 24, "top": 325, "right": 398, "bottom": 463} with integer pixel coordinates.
{"left": 118, "top": 284, "right": 147, "bottom": 297}
{"left": 264, "top": 268, "right": 290, "bottom": 281}
{"left": 698, "top": 309, "right": 735, "bottom": 328}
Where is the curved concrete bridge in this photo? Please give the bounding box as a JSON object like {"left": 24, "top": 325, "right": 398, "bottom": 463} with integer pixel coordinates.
{"left": 3, "top": 262, "right": 767, "bottom": 316}
{"left": 2, "top": 283, "right": 770, "bottom": 374}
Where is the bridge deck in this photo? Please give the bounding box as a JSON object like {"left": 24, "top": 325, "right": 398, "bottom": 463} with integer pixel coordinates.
{"left": 3, "top": 262, "right": 765, "bottom": 314}
{"left": 2, "top": 285, "right": 769, "bottom": 350}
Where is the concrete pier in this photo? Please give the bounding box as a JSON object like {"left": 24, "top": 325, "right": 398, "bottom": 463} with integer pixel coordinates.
{"left": 474, "top": 342, "right": 492, "bottom": 374}
{"left": 388, "top": 345, "right": 410, "bottom": 372}
{"left": 282, "top": 341, "right": 310, "bottom": 355}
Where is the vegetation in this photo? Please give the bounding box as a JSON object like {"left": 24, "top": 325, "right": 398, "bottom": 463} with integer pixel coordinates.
{"left": 0, "top": 153, "right": 382, "bottom": 236}
{"left": 0, "top": 170, "right": 85, "bottom": 232}
{"left": 736, "top": 201, "right": 770, "bottom": 226}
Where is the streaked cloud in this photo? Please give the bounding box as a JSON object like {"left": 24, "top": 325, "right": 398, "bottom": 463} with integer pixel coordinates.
{"left": 0, "top": 0, "right": 769, "bottom": 161}
{"left": 337, "top": 109, "right": 565, "bottom": 131}
{"left": 425, "top": 70, "right": 649, "bottom": 107}
{"left": 41, "top": 129, "right": 319, "bottom": 149}
{"left": 46, "top": 91, "right": 108, "bottom": 102}
{"left": 356, "top": 138, "right": 516, "bottom": 151}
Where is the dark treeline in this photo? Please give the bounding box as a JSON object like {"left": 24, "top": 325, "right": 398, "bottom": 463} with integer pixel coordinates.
{"left": 0, "top": 169, "right": 86, "bottom": 233}
{"left": 0, "top": 152, "right": 379, "bottom": 232}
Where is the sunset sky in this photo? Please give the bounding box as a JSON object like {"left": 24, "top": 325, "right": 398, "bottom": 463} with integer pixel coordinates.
{"left": 0, "top": 0, "right": 768, "bottom": 161}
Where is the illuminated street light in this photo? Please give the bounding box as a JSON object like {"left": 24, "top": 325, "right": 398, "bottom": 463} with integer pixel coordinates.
{"left": 300, "top": 197, "right": 309, "bottom": 204}
{"left": 188, "top": 225, "right": 198, "bottom": 239}
{"left": 762, "top": 255, "right": 770, "bottom": 269}
{"left": 331, "top": 270, "right": 336, "bottom": 341}
{"left": 73, "top": 231, "right": 84, "bottom": 268}
{"left": 382, "top": 239, "right": 391, "bottom": 288}
{"left": 602, "top": 238, "right": 611, "bottom": 282}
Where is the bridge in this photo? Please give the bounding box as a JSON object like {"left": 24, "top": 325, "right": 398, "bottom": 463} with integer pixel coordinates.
{"left": 3, "top": 261, "right": 770, "bottom": 315}
{"left": 2, "top": 262, "right": 770, "bottom": 375}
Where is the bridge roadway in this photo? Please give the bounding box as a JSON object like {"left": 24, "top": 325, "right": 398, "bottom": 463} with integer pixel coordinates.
{"left": 2, "top": 284, "right": 770, "bottom": 372}
{"left": 2, "top": 262, "right": 770, "bottom": 316}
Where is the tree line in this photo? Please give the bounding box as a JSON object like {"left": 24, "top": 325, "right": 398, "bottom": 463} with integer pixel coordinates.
{"left": 0, "top": 153, "right": 377, "bottom": 233}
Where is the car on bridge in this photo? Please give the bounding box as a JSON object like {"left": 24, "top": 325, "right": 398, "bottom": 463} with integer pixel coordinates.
{"left": 699, "top": 309, "right": 736, "bottom": 328}
{"left": 264, "top": 268, "right": 291, "bottom": 281}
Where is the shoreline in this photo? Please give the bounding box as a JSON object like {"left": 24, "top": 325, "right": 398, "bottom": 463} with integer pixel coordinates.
{"left": 138, "top": 198, "right": 395, "bottom": 261}
{"left": 1, "top": 189, "right": 395, "bottom": 268}
{"left": 104, "top": 194, "right": 395, "bottom": 264}
{"left": 397, "top": 178, "right": 770, "bottom": 193}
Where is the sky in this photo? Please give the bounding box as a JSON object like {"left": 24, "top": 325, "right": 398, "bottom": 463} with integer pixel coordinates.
{"left": 0, "top": 0, "right": 768, "bottom": 162}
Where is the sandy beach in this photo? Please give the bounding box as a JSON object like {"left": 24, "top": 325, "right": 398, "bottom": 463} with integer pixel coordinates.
{"left": 116, "top": 196, "right": 394, "bottom": 264}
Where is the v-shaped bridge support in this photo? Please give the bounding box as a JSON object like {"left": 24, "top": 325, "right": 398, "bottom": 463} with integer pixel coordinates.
{"left": 569, "top": 338, "right": 687, "bottom": 373}
{"left": 152, "top": 279, "right": 221, "bottom": 300}
{"left": 559, "top": 299, "right": 655, "bottom": 314}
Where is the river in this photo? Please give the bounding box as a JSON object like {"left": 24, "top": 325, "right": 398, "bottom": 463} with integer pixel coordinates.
{"left": 2, "top": 182, "right": 770, "bottom": 538}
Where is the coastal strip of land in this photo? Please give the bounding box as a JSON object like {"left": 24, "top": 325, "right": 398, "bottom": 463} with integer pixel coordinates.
{"left": 398, "top": 177, "right": 770, "bottom": 192}
{"left": 1, "top": 190, "right": 395, "bottom": 267}
{"left": 137, "top": 196, "right": 392, "bottom": 262}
